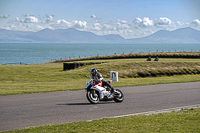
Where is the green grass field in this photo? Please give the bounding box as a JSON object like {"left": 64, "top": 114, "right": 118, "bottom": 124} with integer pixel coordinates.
{"left": 0, "top": 58, "right": 200, "bottom": 95}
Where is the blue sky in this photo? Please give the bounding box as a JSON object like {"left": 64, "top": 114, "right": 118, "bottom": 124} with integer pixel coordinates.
{"left": 0, "top": 0, "right": 200, "bottom": 38}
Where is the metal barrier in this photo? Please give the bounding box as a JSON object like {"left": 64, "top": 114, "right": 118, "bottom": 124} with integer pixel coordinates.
{"left": 63, "top": 62, "right": 104, "bottom": 71}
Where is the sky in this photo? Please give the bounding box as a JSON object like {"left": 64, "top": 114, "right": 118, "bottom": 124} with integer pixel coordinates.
{"left": 0, "top": 0, "right": 200, "bottom": 39}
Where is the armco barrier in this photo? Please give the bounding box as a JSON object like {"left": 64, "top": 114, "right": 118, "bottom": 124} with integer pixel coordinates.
{"left": 63, "top": 62, "right": 104, "bottom": 71}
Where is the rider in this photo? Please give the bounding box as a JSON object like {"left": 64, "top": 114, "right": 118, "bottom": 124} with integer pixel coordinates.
{"left": 90, "top": 68, "right": 114, "bottom": 94}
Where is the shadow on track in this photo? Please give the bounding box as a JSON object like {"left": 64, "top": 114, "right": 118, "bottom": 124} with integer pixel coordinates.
{"left": 57, "top": 102, "right": 114, "bottom": 106}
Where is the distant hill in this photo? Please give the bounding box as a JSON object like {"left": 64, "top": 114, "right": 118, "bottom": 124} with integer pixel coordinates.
{"left": 0, "top": 27, "right": 200, "bottom": 43}
{"left": 0, "top": 29, "right": 33, "bottom": 42}
{"left": 127, "top": 27, "right": 200, "bottom": 44}
{"left": 0, "top": 28, "right": 125, "bottom": 43}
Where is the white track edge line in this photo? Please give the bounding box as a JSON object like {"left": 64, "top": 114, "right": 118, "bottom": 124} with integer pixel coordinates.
{"left": 86, "top": 104, "right": 200, "bottom": 122}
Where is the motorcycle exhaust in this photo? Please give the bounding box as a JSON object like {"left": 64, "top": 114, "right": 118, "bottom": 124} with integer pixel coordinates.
{"left": 100, "top": 95, "right": 114, "bottom": 101}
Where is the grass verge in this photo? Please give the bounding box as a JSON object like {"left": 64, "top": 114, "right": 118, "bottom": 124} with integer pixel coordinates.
{"left": 3, "top": 107, "right": 200, "bottom": 133}
{"left": 0, "top": 58, "right": 200, "bottom": 95}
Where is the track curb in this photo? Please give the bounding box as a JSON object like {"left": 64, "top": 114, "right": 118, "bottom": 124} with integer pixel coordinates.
{"left": 109, "top": 104, "right": 200, "bottom": 119}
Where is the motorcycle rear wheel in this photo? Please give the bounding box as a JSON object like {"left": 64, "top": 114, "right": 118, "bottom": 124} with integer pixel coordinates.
{"left": 86, "top": 90, "right": 99, "bottom": 104}
{"left": 114, "top": 89, "right": 124, "bottom": 103}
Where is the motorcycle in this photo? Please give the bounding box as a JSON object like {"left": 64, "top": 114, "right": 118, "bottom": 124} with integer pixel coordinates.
{"left": 85, "top": 79, "right": 124, "bottom": 104}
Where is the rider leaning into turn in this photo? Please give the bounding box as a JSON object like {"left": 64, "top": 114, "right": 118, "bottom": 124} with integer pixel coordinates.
{"left": 90, "top": 68, "right": 114, "bottom": 94}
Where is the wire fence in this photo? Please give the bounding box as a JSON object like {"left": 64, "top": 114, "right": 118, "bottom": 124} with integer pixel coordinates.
{"left": 54, "top": 48, "right": 200, "bottom": 61}
{"left": 2, "top": 49, "right": 200, "bottom": 65}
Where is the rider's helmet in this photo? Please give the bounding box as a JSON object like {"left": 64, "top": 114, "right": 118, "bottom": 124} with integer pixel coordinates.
{"left": 90, "top": 68, "right": 97, "bottom": 76}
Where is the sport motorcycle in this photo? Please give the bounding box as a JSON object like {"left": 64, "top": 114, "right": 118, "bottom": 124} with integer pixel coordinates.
{"left": 85, "top": 79, "right": 124, "bottom": 104}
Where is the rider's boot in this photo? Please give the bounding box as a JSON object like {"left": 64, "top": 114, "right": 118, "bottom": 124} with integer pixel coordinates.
{"left": 110, "top": 87, "right": 114, "bottom": 96}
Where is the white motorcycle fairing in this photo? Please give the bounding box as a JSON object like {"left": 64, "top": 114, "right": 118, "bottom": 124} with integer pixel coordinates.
{"left": 85, "top": 80, "right": 111, "bottom": 100}
{"left": 85, "top": 79, "right": 123, "bottom": 104}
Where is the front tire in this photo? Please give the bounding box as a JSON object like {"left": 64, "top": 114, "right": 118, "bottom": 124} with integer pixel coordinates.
{"left": 114, "top": 89, "right": 124, "bottom": 103}
{"left": 86, "top": 90, "right": 99, "bottom": 104}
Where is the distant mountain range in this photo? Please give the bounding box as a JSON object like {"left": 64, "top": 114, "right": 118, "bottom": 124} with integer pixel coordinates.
{"left": 0, "top": 27, "right": 200, "bottom": 43}
{"left": 127, "top": 27, "right": 200, "bottom": 44}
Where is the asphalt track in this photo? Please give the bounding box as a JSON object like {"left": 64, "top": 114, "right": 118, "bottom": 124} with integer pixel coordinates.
{"left": 0, "top": 82, "right": 200, "bottom": 131}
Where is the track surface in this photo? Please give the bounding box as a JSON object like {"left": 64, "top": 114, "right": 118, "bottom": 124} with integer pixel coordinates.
{"left": 0, "top": 82, "right": 200, "bottom": 131}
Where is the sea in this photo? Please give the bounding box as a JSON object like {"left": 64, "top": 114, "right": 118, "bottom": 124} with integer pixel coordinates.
{"left": 0, "top": 43, "right": 199, "bottom": 65}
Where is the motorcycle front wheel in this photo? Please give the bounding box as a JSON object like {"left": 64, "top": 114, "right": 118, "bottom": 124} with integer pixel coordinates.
{"left": 114, "top": 89, "right": 124, "bottom": 103}
{"left": 86, "top": 90, "right": 99, "bottom": 104}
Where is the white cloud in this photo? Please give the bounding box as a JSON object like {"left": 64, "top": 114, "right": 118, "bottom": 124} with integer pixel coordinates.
{"left": 45, "top": 14, "right": 54, "bottom": 23}
{"left": 92, "top": 23, "right": 102, "bottom": 31}
{"left": 102, "top": 24, "right": 116, "bottom": 31}
{"left": 49, "top": 19, "right": 71, "bottom": 29}
{"left": 134, "top": 17, "right": 173, "bottom": 28}
{"left": 135, "top": 17, "right": 142, "bottom": 24}
{"left": 142, "top": 17, "right": 154, "bottom": 27}
{"left": 90, "top": 14, "right": 102, "bottom": 22}
{"left": 88, "top": 19, "right": 132, "bottom": 38}
{"left": 191, "top": 19, "right": 200, "bottom": 27}
{"left": 4, "top": 23, "right": 45, "bottom": 32}
{"left": 91, "top": 14, "right": 96, "bottom": 19}
{"left": 155, "top": 17, "right": 172, "bottom": 26}
{"left": 72, "top": 20, "right": 87, "bottom": 28}
{"left": 56, "top": 19, "right": 70, "bottom": 25}
{"left": 134, "top": 17, "right": 154, "bottom": 28}
{"left": 0, "top": 14, "right": 9, "bottom": 19}
{"left": 1, "top": 13, "right": 198, "bottom": 39}
{"left": 24, "top": 14, "right": 39, "bottom": 23}
{"left": 51, "top": 19, "right": 87, "bottom": 29}
{"left": 175, "top": 21, "right": 185, "bottom": 26}
{"left": 117, "top": 19, "right": 128, "bottom": 24}
{"left": 115, "top": 19, "right": 130, "bottom": 31}
{"left": 14, "top": 17, "right": 21, "bottom": 22}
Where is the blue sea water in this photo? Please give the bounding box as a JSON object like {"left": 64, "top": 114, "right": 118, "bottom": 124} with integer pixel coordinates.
{"left": 0, "top": 43, "right": 199, "bottom": 65}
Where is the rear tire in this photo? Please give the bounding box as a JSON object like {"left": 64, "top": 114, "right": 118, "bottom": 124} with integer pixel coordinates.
{"left": 86, "top": 90, "right": 99, "bottom": 104}
{"left": 114, "top": 89, "right": 124, "bottom": 103}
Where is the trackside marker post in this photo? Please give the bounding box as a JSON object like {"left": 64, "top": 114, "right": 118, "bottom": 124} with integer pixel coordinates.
{"left": 110, "top": 71, "right": 118, "bottom": 82}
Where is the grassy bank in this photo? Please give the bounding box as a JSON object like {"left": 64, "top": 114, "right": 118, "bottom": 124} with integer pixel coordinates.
{"left": 3, "top": 107, "right": 200, "bottom": 133}
{"left": 0, "top": 58, "right": 200, "bottom": 95}
{"left": 51, "top": 52, "right": 200, "bottom": 63}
